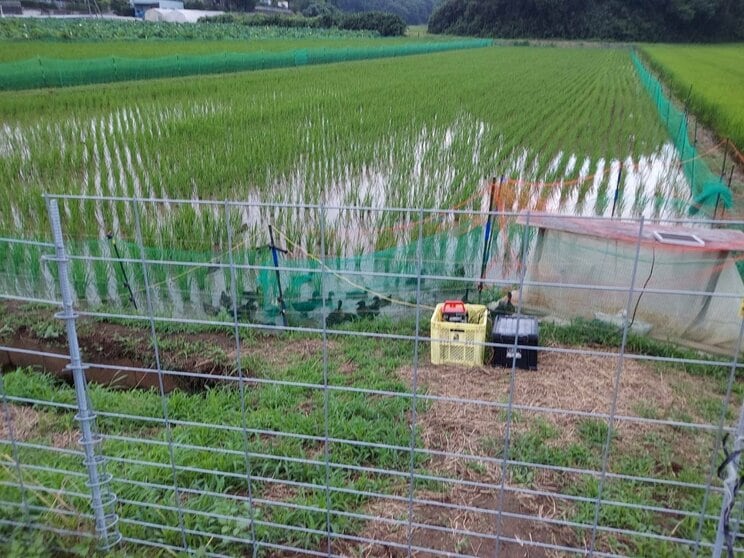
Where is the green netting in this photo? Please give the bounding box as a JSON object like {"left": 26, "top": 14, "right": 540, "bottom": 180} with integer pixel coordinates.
{"left": 3, "top": 207, "right": 743, "bottom": 350}
{"left": 0, "top": 40, "right": 492, "bottom": 91}
{"left": 130, "top": 220, "right": 499, "bottom": 322}
{"left": 631, "top": 51, "right": 732, "bottom": 214}
{"left": 253, "top": 223, "right": 494, "bottom": 315}
{"left": 0, "top": 217, "right": 517, "bottom": 324}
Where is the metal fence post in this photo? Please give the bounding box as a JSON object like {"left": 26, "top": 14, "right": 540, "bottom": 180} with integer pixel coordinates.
{"left": 694, "top": 318, "right": 744, "bottom": 557}
{"left": 46, "top": 198, "right": 120, "bottom": 550}
{"left": 712, "top": 343, "right": 744, "bottom": 558}
{"left": 406, "top": 206, "right": 426, "bottom": 557}
{"left": 494, "top": 209, "right": 532, "bottom": 557}
{"left": 587, "top": 215, "right": 646, "bottom": 557}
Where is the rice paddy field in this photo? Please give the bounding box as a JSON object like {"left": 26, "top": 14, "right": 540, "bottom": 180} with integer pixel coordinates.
{"left": 2, "top": 43, "right": 706, "bottom": 315}
{"left": 0, "top": 45, "right": 676, "bottom": 227}
{"left": 0, "top": 37, "right": 440, "bottom": 63}
{"left": 641, "top": 44, "right": 744, "bottom": 152}
{"left": 1, "top": 31, "right": 743, "bottom": 558}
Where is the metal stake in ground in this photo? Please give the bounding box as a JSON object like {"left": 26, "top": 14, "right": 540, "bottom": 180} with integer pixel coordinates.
{"left": 478, "top": 176, "right": 501, "bottom": 301}
{"left": 46, "top": 198, "right": 121, "bottom": 550}
{"left": 268, "top": 224, "right": 288, "bottom": 327}
{"left": 721, "top": 166, "right": 735, "bottom": 220}
{"left": 106, "top": 232, "right": 137, "bottom": 310}
{"left": 611, "top": 164, "right": 623, "bottom": 218}
{"left": 692, "top": 118, "right": 698, "bottom": 184}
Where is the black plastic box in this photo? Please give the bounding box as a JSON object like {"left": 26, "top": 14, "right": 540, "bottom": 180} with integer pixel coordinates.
{"left": 491, "top": 316, "right": 539, "bottom": 370}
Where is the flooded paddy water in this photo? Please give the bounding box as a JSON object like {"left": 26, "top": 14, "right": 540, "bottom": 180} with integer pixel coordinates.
{"left": 0, "top": 99, "right": 721, "bottom": 336}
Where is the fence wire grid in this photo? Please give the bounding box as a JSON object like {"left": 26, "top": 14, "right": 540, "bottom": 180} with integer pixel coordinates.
{"left": 1, "top": 194, "right": 744, "bottom": 558}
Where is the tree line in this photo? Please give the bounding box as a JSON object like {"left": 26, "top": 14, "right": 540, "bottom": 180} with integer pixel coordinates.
{"left": 202, "top": 10, "right": 407, "bottom": 36}
{"left": 292, "top": 0, "right": 441, "bottom": 25}
{"left": 428, "top": 0, "right": 744, "bottom": 42}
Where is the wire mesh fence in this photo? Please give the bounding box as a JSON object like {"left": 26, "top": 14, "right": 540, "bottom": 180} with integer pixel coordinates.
{"left": 1, "top": 194, "right": 744, "bottom": 557}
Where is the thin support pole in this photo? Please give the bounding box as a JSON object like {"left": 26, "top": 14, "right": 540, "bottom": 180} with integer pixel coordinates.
{"left": 46, "top": 198, "right": 120, "bottom": 550}
{"left": 611, "top": 165, "right": 622, "bottom": 218}
{"left": 676, "top": 107, "right": 688, "bottom": 145}
{"left": 478, "top": 176, "right": 500, "bottom": 301}
{"left": 131, "top": 198, "right": 189, "bottom": 552}
{"left": 721, "top": 144, "right": 729, "bottom": 180}
{"left": 224, "top": 202, "right": 259, "bottom": 558}
{"left": 406, "top": 207, "right": 426, "bottom": 557}
{"left": 319, "top": 202, "right": 333, "bottom": 555}
{"left": 268, "top": 225, "right": 288, "bottom": 327}
{"left": 106, "top": 233, "right": 137, "bottom": 310}
{"left": 493, "top": 210, "right": 532, "bottom": 558}
{"left": 588, "top": 217, "right": 646, "bottom": 556}
{"left": 721, "top": 167, "right": 736, "bottom": 221}
{"left": 728, "top": 166, "right": 735, "bottom": 191}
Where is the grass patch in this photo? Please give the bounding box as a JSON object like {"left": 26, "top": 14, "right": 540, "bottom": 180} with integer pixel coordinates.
{"left": 577, "top": 418, "right": 610, "bottom": 447}
{"left": 0, "top": 324, "right": 419, "bottom": 555}
{"left": 541, "top": 318, "right": 731, "bottom": 380}
{"left": 632, "top": 400, "right": 661, "bottom": 420}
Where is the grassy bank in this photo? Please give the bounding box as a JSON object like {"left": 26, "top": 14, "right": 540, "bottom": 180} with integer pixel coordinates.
{"left": 642, "top": 44, "right": 744, "bottom": 151}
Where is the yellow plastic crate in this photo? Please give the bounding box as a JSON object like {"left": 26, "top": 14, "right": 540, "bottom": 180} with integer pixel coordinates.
{"left": 430, "top": 303, "right": 488, "bottom": 366}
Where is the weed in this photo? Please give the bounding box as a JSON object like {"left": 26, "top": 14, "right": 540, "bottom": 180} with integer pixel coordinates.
{"left": 694, "top": 396, "right": 732, "bottom": 423}
{"left": 577, "top": 418, "right": 610, "bottom": 447}
{"left": 632, "top": 400, "right": 660, "bottom": 420}
{"left": 465, "top": 461, "right": 487, "bottom": 475}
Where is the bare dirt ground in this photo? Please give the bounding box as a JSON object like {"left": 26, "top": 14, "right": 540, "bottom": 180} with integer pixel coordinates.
{"left": 0, "top": 301, "right": 330, "bottom": 391}
{"left": 334, "top": 487, "right": 566, "bottom": 557}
